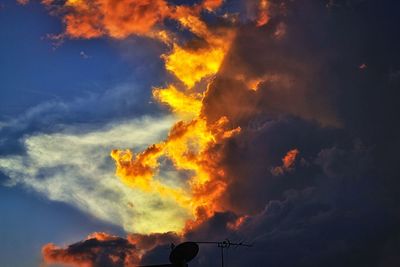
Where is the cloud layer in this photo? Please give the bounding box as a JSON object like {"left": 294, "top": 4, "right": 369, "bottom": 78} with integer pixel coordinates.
{"left": 0, "top": 114, "right": 199, "bottom": 233}
{"left": 4, "top": 0, "right": 400, "bottom": 266}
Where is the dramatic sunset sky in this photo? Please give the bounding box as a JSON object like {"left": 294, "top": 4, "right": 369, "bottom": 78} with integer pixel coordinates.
{"left": 1, "top": 0, "right": 400, "bottom": 266}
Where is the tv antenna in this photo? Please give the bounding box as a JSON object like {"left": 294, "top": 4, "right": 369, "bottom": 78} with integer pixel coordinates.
{"left": 137, "top": 239, "right": 252, "bottom": 267}
{"left": 195, "top": 239, "right": 253, "bottom": 267}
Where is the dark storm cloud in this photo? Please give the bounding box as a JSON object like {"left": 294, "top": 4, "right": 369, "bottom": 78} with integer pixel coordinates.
{"left": 204, "top": 0, "right": 400, "bottom": 208}
{"left": 217, "top": 117, "right": 340, "bottom": 214}
{"left": 223, "top": 142, "right": 395, "bottom": 267}
{"left": 185, "top": 211, "right": 239, "bottom": 240}
{"left": 139, "top": 0, "right": 400, "bottom": 266}
{"left": 203, "top": 2, "right": 342, "bottom": 127}
{"left": 141, "top": 142, "right": 394, "bottom": 267}
{"left": 201, "top": 0, "right": 400, "bottom": 266}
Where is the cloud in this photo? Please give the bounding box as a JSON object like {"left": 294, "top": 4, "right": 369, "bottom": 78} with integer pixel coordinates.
{"left": 271, "top": 148, "right": 300, "bottom": 176}
{"left": 8, "top": 0, "right": 400, "bottom": 266}
{"left": 221, "top": 143, "right": 395, "bottom": 267}
{"left": 35, "top": 0, "right": 225, "bottom": 40}
{"left": 212, "top": 116, "right": 335, "bottom": 215}
{"left": 42, "top": 231, "right": 181, "bottom": 267}
{"left": 42, "top": 232, "right": 139, "bottom": 267}
{"left": 135, "top": 142, "right": 394, "bottom": 267}
{"left": 8, "top": 0, "right": 236, "bottom": 241}
{"left": 0, "top": 81, "right": 162, "bottom": 160}
{"left": 202, "top": 22, "right": 341, "bottom": 127}
{"left": 0, "top": 114, "right": 197, "bottom": 234}
{"left": 0, "top": 83, "right": 153, "bottom": 130}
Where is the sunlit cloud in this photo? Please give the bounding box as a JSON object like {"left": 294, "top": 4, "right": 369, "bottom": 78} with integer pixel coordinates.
{"left": 0, "top": 115, "right": 193, "bottom": 234}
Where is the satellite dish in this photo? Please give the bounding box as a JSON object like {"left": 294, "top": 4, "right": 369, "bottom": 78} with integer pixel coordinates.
{"left": 169, "top": 242, "right": 199, "bottom": 265}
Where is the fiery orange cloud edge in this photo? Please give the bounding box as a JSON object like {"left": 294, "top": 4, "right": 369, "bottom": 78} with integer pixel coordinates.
{"left": 17, "top": 0, "right": 282, "bottom": 266}
{"left": 42, "top": 231, "right": 180, "bottom": 267}
{"left": 271, "top": 149, "right": 300, "bottom": 176}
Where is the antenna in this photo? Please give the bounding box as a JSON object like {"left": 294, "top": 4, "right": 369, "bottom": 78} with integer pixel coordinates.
{"left": 137, "top": 239, "right": 252, "bottom": 267}
{"left": 195, "top": 239, "right": 253, "bottom": 267}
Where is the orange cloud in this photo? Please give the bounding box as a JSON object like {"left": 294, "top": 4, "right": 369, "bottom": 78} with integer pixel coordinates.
{"left": 283, "top": 149, "right": 300, "bottom": 169}
{"left": 42, "top": 232, "right": 139, "bottom": 267}
{"left": 111, "top": 116, "right": 240, "bottom": 232}
{"left": 153, "top": 85, "right": 203, "bottom": 118}
{"left": 42, "top": 232, "right": 181, "bottom": 267}
{"left": 108, "top": 14, "right": 238, "bottom": 230}
{"left": 34, "top": 0, "right": 227, "bottom": 40}
{"left": 227, "top": 215, "right": 249, "bottom": 231}
{"left": 202, "top": 0, "right": 224, "bottom": 11}
{"left": 271, "top": 149, "right": 300, "bottom": 176}
{"left": 257, "top": 0, "right": 270, "bottom": 27}
{"left": 82, "top": 0, "right": 237, "bottom": 234}
{"left": 54, "top": 0, "right": 171, "bottom": 39}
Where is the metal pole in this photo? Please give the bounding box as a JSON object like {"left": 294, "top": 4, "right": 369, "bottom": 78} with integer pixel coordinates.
{"left": 221, "top": 247, "right": 224, "bottom": 267}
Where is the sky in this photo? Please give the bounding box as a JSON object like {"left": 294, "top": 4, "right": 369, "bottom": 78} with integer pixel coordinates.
{"left": 0, "top": 0, "right": 400, "bottom": 266}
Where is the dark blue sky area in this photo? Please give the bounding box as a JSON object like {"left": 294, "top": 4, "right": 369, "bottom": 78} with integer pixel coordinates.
{"left": 0, "top": 0, "right": 166, "bottom": 120}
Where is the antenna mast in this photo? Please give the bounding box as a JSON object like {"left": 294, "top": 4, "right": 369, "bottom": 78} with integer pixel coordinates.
{"left": 195, "top": 239, "right": 252, "bottom": 267}
{"left": 137, "top": 240, "right": 252, "bottom": 267}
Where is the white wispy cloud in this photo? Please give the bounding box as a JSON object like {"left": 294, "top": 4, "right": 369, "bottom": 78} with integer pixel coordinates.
{"left": 0, "top": 116, "right": 191, "bottom": 234}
